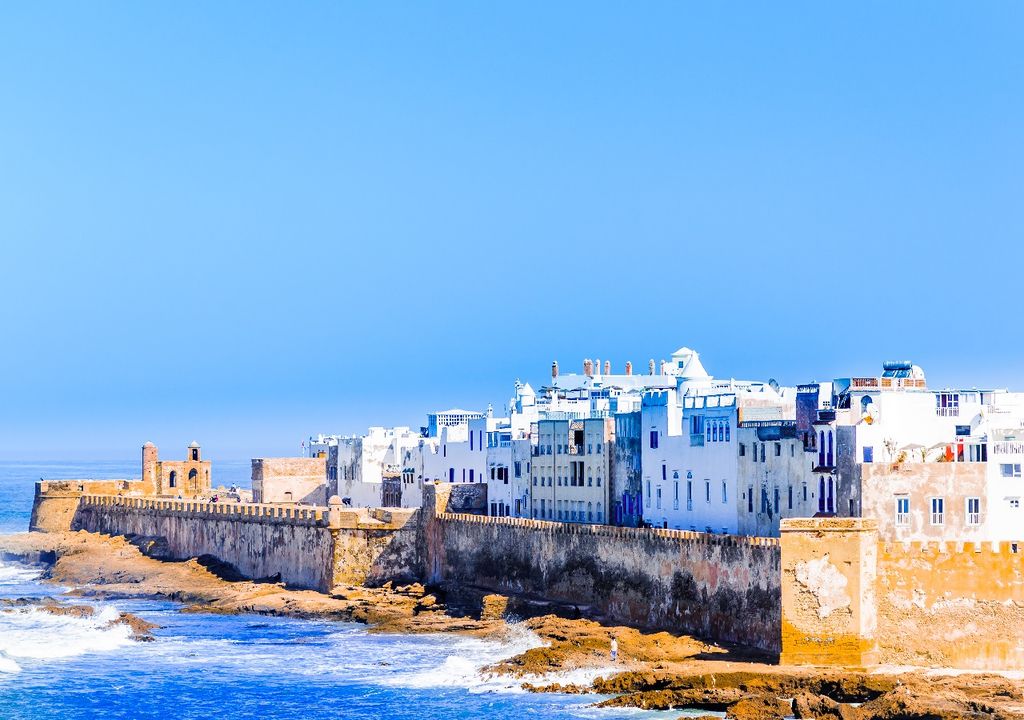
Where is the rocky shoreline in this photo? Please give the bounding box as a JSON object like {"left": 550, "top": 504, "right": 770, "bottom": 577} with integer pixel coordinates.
{"left": 2, "top": 530, "right": 1022, "bottom": 719}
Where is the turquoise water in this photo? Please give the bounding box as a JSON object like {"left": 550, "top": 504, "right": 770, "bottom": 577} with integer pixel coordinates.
{"left": 0, "top": 462, "right": 704, "bottom": 719}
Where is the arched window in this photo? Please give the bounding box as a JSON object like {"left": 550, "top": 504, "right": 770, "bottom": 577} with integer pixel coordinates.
{"left": 596, "top": 502, "right": 603, "bottom": 522}
{"left": 860, "top": 396, "right": 873, "bottom": 414}
{"left": 818, "top": 432, "right": 826, "bottom": 467}
{"left": 827, "top": 431, "right": 834, "bottom": 467}
{"left": 725, "top": 422, "right": 730, "bottom": 442}
{"left": 587, "top": 502, "right": 593, "bottom": 522}
{"left": 818, "top": 477, "right": 825, "bottom": 513}
{"left": 188, "top": 468, "right": 198, "bottom": 492}
{"left": 827, "top": 478, "right": 835, "bottom": 513}
{"left": 712, "top": 423, "right": 718, "bottom": 442}
{"left": 168, "top": 471, "right": 177, "bottom": 489}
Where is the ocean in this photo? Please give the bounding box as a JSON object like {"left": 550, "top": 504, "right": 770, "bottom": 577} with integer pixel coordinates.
{"left": 0, "top": 462, "right": 706, "bottom": 720}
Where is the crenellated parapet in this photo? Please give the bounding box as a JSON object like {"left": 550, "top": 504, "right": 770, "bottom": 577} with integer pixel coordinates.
{"left": 436, "top": 511, "right": 780, "bottom": 548}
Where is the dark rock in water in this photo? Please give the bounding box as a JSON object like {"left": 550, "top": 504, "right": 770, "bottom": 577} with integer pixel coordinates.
{"left": 40, "top": 603, "right": 96, "bottom": 618}
{"left": 106, "top": 612, "right": 160, "bottom": 642}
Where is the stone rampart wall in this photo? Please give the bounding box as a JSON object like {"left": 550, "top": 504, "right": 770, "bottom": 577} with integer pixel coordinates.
{"left": 876, "top": 539, "right": 1024, "bottom": 669}
{"left": 427, "top": 511, "right": 782, "bottom": 653}
{"left": 74, "top": 496, "right": 337, "bottom": 591}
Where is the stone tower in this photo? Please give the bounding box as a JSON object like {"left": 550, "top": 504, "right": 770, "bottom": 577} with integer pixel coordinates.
{"left": 142, "top": 442, "right": 159, "bottom": 494}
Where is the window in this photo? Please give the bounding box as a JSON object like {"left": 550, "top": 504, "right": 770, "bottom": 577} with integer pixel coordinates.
{"left": 650, "top": 430, "right": 659, "bottom": 449}
{"left": 760, "top": 444, "right": 766, "bottom": 462}
{"left": 966, "top": 497, "right": 981, "bottom": 526}
{"left": 818, "top": 477, "right": 825, "bottom": 513}
{"left": 686, "top": 480, "right": 692, "bottom": 511}
{"left": 774, "top": 487, "right": 780, "bottom": 514}
{"left": 656, "top": 487, "right": 662, "bottom": 510}
{"left": 802, "top": 484, "right": 808, "bottom": 502}
{"left": 705, "top": 480, "right": 710, "bottom": 503}
{"left": 724, "top": 423, "right": 730, "bottom": 442}
{"left": 936, "top": 393, "right": 960, "bottom": 417}
{"left": 673, "top": 481, "right": 679, "bottom": 510}
{"left": 662, "top": 464, "right": 667, "bottom": 481}
{"left": 596, "top": 502, "right": 603, "bottom": 522}
{"left": 895, "top": 497, "right": 909, "bottom": 526}
{"left": 712, "top": 423, "right": 718, "bottom": 442}
{"left": 646, "top": 480, "right": 651, "bottom": 507}
{"left": 1009, "top": 498, "right": 1021, "bottom": 509}
{"left": 930, "top": 497, "right": 944, "bottom": 525}
{"left": 863, "top": 446, "right": 874, "bottom": 463}
{"left": 739, "top": 443, "right": 746, "bottom": 457}
{"left": 1001, "top": 464, "right": 1022, "bottom": 478}
{"left": 722, "top": 481, "right": 727, "bottom": 503}
{"left": 514, "top": 461, "right": 521, "bottom": 477}
{"left": 747, "top": 485, "right": 753, "bottom": 513}
{"left": 706, "top": 424, "right": 712, "bottom": 442}
{"left": 775, "top": 443, "right": 781, "bottom": 457}
{"left": 788, "top": 485, "right": 793, "bottom": 510}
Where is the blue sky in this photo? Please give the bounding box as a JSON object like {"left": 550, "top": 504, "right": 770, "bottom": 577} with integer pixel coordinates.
{"left": 1, "top": 3, "right": 1022, "bottom": 460}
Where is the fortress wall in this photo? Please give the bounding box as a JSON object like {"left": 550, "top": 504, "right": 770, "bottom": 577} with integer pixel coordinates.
{"left": 70, "top": 496, "right": 423, "bottom": 592}
{"left": 74, "top": 496, "right": 337, "bottom": 591}
{"left": 875, "top": 539, "right": 1024, "bottom": 669}
{"left": 425, "top": 508, "right": 781, "bottom": 652}
{"left": 30, "top": 480, "right": 135, "bottom": 532}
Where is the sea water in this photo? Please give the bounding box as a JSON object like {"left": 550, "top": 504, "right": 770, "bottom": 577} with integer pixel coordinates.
{"left": 0, "top": 462, "right": 715, "bottom": 719}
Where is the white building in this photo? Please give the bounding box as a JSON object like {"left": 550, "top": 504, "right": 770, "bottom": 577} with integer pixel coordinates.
{"left": 640, "top": 348, "right": 794, "bottom": 533}
{"left": 824, "top": 362, "right": 1024, "bottom": 541}
{"left": 323, "top": 426, "right": 424, "bottom": 508}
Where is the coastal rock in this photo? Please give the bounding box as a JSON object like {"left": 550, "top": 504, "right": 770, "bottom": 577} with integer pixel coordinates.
{"left": 725, "top": 696, "right": 792, "bottom": 720}
{"left": 792, "top": 691, "right": 857, "bottom": 720}
{"left": 39, "top": 603, "right": 95, "bottom": 618}
{"left": 107, "top": 612, "right": 160, "bottom": 642}
{"left": 480, "top": 594, "right": 509, "bottom": 620}
{"left": 857, "top": 684, "right": 1016, "bottom": 720}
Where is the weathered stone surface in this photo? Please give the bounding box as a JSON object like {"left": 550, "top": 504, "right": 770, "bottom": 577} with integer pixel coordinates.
{"left": 724, "top": 696, "right": 791, "bottom": 720}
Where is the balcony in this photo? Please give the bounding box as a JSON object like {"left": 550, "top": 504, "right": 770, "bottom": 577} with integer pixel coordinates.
{"left": 850, "top": 377, "right": 879, "bottom": 389}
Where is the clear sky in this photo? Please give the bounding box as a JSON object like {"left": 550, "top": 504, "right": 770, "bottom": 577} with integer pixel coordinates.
{"left": 1, "top": 3, "right": 1022, "bottom": 461}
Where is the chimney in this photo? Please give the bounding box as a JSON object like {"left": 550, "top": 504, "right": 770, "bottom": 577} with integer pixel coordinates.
{"left": 649, "top": 359, "right": 655, "bottom": 375}
{"left": 552, "top": 361, "right": 559, "bottom": 379}
{"left": 584, "top": 359, "right": 593, "bottom": 377}
{"left": 595, "top": 358, "right": 601, "bottom": 376}
{"left": 604, "top": 360, "right": 611, "bottom": 375}
{"left": 625, "top": 361, "right": 633, "bottom": 376}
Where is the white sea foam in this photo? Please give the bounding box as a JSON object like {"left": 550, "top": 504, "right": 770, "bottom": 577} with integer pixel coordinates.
{"left": 0, "top": 563, "right": 41, "bottom": 586}
{"left": 0, "top": 604, "right": 135, "bottom": 668}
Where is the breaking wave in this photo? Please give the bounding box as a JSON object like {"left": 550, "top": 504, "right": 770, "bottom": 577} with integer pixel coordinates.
{"left": 0, "top": 561, "right": 136, "bottom": 673}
